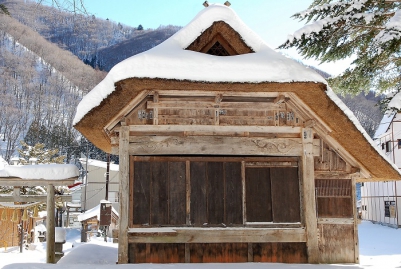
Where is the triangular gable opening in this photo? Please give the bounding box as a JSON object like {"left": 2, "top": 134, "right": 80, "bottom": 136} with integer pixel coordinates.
{"left": 186, "top": 21, "right": 254, "bottom": 56}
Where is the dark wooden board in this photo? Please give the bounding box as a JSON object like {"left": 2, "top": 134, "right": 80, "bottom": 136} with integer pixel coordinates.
{"left": 168, "top": 161, "right": 187, "bottom": 225}
{"left": 245, "top": 167, "right": 272, "bottom": 222}
{"left": 133, "top": 162, "right": 150, "bottom": 225}
{"left": 225, "top": 162, "right": 243, "bottom": 224}
{"left": 207, "top": 162, "right": 225, "bottom": 224}
{"left": 150, "top": 162, "right": 169, "bottom": 225}
{"left": 190, "top": 161, "right": 207, "bottom": 225}
{"left": 271, "top": 167, "right": 301, "bottom": 222}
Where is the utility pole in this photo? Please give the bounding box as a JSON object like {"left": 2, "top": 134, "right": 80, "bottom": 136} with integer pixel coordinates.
{"left": 105, "top": 154, "right": 110, "bottom": 201}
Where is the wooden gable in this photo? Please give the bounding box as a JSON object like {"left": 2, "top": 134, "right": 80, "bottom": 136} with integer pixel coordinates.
{"left": 186, "top": 21, "right": 254, "bottom": 56}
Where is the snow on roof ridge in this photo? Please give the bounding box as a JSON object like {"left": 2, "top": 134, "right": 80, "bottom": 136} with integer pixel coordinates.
{"left": 73, "top": 5, "right": 326, "bottom": 125}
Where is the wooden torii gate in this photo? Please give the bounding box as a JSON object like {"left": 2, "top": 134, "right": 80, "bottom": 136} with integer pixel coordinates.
{"left": 0, "top": 177, "right": 76, "bottom": 263}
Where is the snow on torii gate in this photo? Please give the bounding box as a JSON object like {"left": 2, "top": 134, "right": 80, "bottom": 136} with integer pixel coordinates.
{"left": 0, "top": 164, "right": 78, "bottom": 263}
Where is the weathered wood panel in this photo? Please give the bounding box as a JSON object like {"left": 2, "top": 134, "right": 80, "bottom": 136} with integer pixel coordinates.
{"left": 245, "top": 167, "right": 272, "bottom": 222}
{"left": 271, "top": 167, "right": 300, "bottom": 223}
{"left": 225, "top": 162, "right": 243, "bottom": 224}
{"left": 252, "top": 242, "right": 307, "bottom": 263}
{"left": 133, "top": 162, "right": 151, "bottom": 225}
{"left": 318, "top": 224, "right": 356, "bottom": 263}
{"left": 129, "top": 243, "right": 185, "bottom": 263}
{"left": 207, "top": 162, "right": 225, "bottom": 224}
{"left": 190, "top": 243, "right": 248, "bottom": 263}
{"left": 168, "top": 162, "right": 186, "bottom": 225}
{"left": 190, "top": 162, "right": 207, "bottom": 226}
{"left": 150, "top": 162, "right": 168, "bottom": 224}
{"left": 128, "top": 136, "right": 320, "bottom": 156}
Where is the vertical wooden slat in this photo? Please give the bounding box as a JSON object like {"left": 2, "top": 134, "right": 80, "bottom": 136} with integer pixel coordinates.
{"left": 153, "top": 92, "right": 159, "bottom": 125}
{"left": 302, "top": 128, "right": 319, "bottom": 263}
{"left": 245, "top": 167, "right": 272, "bottom": 222}
{"left": 207, "top": 162, "right": 224, "bottom": 224}
{"left": 133, "top": 162, "right": 151, "bottom": 224}
{"left": 352, "top": 176, "right": 359, "bottom": 264}
{"left": 186, "top": 161, "right": 191, "bottom": 225}
{"left": 241, "top": 161, "right": 246, "bottom": 224}
{"left": 129, "top": 157, "right": 134, "bottom": 226}
{"left": 118, "top": 125, "right": 129, "bottom": 264}
{"left": 150, "top": 162, "right": 168, "bottom": 224}
{"left": 225, "top": 162, "right": 242, "bottom": 224}
{"left": 169, "top": 162, "right": 186, "bottom": 225}
{"left": 271, "top": 167, "right": 300, "bottom": 222}
{"left": 190, "top": 162, "right": 207, "bottom": 225}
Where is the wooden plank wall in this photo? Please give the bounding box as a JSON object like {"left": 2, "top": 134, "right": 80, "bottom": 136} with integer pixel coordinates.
{"left": 318, "top": 224, "right": 355, "bottom": 263}
{"left": 129, "top": 242, "right": 307, "bottom": 263}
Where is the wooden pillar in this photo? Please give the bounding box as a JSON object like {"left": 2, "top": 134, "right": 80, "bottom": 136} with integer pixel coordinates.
{"left": 118, "top": 125, "right": 130, "bottom": 264}
{"left": 302, "top": 128, "right": 319, "bottom": 263}
{"left": 352, "top": 176, "right": 359, "bottom": 263}
{"left": 46, "top": 184, "right": 55, "bottom": 264}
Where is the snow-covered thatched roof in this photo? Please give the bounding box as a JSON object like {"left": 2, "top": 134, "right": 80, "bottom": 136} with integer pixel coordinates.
{"left": 73, "top": 4, "right": 401, "bottom": 182}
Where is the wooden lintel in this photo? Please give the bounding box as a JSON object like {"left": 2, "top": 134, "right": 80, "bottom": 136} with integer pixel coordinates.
{"left": 128, "top": 136, "right": 321, "bottom": 156}
{"left": 314, "top": 171, "right": 353, "bottom": 180}
{"left": 0, "top": 177, "right": 77, "bottom": 186}
{"left": 317, "top": 218, "right": 354, "bottom": 225}
{"left": 0, "top": 195, "right": 72, "bottom": 203}
{"left": 127, "top": 125, "right": 302, "bottom": 134}
{"left": 146, "top": 101, "right": 282, "bottom": 111}
{"left": 127, "top": 228, "right": 306, "bottom": 244}
{"left": 156, "top": 90, "right": 283, "bottom": 98}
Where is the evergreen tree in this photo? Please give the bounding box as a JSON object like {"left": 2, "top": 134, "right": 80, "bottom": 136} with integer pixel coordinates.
{"left": 0, "top": 4, "right": 10, "bottom": 15}
{"left": 279, "top": 0, "right": 401, "bottom": 108}
{"left": 17, "top": 141, "right": 65, "bottom": 164}
{"left": 137, "top": 24, "right": 144, "bottom": 31}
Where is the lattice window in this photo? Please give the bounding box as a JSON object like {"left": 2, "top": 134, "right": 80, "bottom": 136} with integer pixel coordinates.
{"left": 315, "top": 179, "right": 351, "bottom": 197}
{"left": 206, "top": 41, "right": 230, "bottom": 56}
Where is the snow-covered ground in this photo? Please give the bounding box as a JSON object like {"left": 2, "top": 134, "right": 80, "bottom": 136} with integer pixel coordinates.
{"left": 1, "top": 221, "right": 400, "bottom": 269}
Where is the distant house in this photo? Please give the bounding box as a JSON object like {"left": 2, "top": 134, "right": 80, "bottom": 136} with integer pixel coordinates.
{"left": 361, "top": 112, "right": 401, "bottom": 228}
{"left": 79, "top": 158, "right": 120, "bottom": 214}
{"left": 73, "top": 3, "right": 401, "bottom": 265}
{"left": 78, "top": 202, "right": 119, "bottom": 240}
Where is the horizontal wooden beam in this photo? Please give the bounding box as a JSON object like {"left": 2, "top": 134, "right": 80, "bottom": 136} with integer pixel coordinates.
{"left": 128, "top": 228, "right": 306, "bottom": 244}
{"left": 0, "top": 195, "right": 72, "bottom": 203}
{"left": 317, "top": 218, "right": 354, "bottom": 225}
{"left": 126, "top": 125, "right": 302, "bottom": 134}
{"left": 0, "top": 177, "right": 77, "bottom": 186}
{"left": 147, "top": 101, "right": 282, "bottom": 111}
{"left": 156, "top": 90, "right": 285, "bottom": 98}
{"left": 126, "top": 136, "right": 320, "bottom": 156}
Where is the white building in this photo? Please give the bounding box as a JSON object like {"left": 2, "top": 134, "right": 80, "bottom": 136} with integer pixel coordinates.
{"left": 80, "top": 158, "right": 120, "bottom": 214}
{"left": 361, "top": 112, "right": 401, "bottom": 227}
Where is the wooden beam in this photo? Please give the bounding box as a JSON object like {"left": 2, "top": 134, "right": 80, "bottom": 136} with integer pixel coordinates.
{"left": 274, "top": 95, "right": 286, "bottom": 104}
{"left": 0, "top": 178, "right": 76, "bottom": 186}
{"left": 301, "top": 128, "right": 319, "bottom": 263}
{"left": 147, "top": 101, "right": 282, "bottom": 110}
{"left": 127, "top": 228, "right": 306, "bottom": 244}
{"left": 127, "top": 125, "right": 302, "bottom": 134}
{"left": 104, "top": 90, "right": 153, "bottom": 131}
{"left": 317, "top": 218, "right": 354, "bottom": 225}
{"left": 117, "top": 125, "right": 129, "bottom": 264}
{"left": 128, "top": 136, "right": 321, "bottom": 156}
{"left": 46, "top": 184, "right": 55, "bottom": 264}
{"left": 0, "top": 195, "right": 72, "bottom": 203}
{"left": 156, "top": 90, "right": 284, "bottom": 98}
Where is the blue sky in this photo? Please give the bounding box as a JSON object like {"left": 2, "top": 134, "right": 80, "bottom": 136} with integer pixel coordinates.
{"left": 80, "top": 0, "right": 351, "bottom": 75}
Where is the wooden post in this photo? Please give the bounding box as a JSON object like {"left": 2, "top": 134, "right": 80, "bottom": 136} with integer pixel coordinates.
{"left": 118, "top": 125, "right": 130, "bottom": 264}
{"left": 46, "top": 184, "right": 55, "bottom": 264}
{"left": 302, "top": 128, "right": 319, "bottom": 263}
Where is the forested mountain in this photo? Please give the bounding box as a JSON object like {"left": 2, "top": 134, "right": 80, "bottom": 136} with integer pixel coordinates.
{"left": 0, "top": 0, "right": 180, "bottom": 71}
{"left": 0, "top": 0, "right": 384, "bottom": 164}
